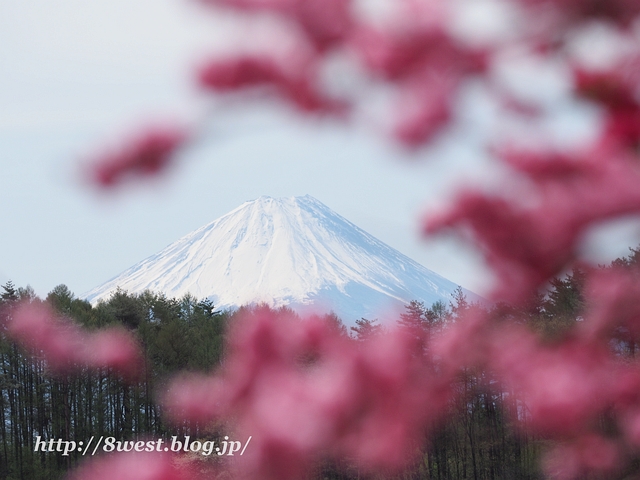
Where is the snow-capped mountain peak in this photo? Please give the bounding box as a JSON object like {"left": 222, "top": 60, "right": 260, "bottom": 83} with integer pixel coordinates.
{"left": 84, "top": 195, "right": 473, "bottom": 323}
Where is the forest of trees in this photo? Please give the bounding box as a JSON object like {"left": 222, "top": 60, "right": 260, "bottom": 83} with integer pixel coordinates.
{"left": 0, "top": 285, "right": 229, "bottom": 479}
{"left": 2, "top": 246, "right": 640, "bottom": 479}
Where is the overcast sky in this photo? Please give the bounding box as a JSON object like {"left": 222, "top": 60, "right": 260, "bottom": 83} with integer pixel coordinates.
{"left": 2, "top": 0, "right": 639, "bottom": 300}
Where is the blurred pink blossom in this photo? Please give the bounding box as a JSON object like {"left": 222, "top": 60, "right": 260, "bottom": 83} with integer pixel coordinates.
{"left": 198, "top": 54, "right": 346, "bottom": 113}
{"left": 574, "top": 56, "right": 640, "bottom": 149}
{"left": 199, "top": 0, "right": 353, "bottom": 52}
{"left": 425, "top": 147, "right": 640, "bottom": 303}
{"left": 542, "top": 434, "right": 620, "bottom": 480}
{"left": 67, "top": 451, "right": 195, "bottom": 480}
{"left": 580, "top": 267, "right": 640, "bottom": 339}
{"left": 489, "top": 327, "right": 614, "bottom": 434}
{"left": 163, "top": 309, "right": 451, "bottom": 478}
{"left": 351, "top": 18, "right": 484, "bottom": 81}
{"left": 89, "top": 126, "right": 188, "bottom": 188}
{"left": 517, "top": 0, "right": 640, "bottom": 27}
{"left": 6, "top": 301, "right": 143, "bottom": 378}
{"left": 392, "top": 72, "right": 456, "bottom": 146}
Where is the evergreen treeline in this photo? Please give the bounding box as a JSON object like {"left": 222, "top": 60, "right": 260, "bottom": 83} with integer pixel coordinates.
{"left": 2, "top": 247, "right": 639, "bottom": 479}
{"left": 0, "top": 285, "right": 228, "bottom": 479}
{"left": 387, "top": 292, "right": 543, "bottom": 480}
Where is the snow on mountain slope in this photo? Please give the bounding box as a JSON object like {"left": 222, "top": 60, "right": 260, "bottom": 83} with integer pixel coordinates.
{"left": 83, "top": 195, "right": 476, "bottom": 323}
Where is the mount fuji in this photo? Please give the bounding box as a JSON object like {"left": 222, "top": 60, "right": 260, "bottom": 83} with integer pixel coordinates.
{"left": 83, "top": 195, "right": 475, "bottom": 323}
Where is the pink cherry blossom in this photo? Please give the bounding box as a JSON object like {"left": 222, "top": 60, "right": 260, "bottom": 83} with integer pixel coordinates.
{"left": 579, "top": 267, "right": 640, "bottom": 339}
{"left": 6, "top": 301, "right": 143, "bottom": 378}
{"left": 489, "top": 327, "right": 614, "bottom": 434}
{"left": 162, "top": 309, "right": 452, "bottom": 478}
{"left": 392, "top": 72, "right": 456, "bottom": 146}
{"left": 67, "top": 451, "right": 195, "bottom": 480}
{"left": 84, "top": 328, "right": 144, "bottom": 379}
{"left": 542, "top": 434, "right": 620, "bottom": 480}
{"left": 89, "top": 126, "right": 188, "bottom": 188}
{"left": 574, "top": 56, "right": 640, "bottom": 149}
{"left": 198, "top": 54, "right": 346, "bottom": 113}
{"left": 426, "top": 147, "right": 640, "bottom": 302}
{"left": 517, "top": 0, "right": 640, "bottom": 27}
{"left": 199, "top": 0, "right": 353, "bottom": 52}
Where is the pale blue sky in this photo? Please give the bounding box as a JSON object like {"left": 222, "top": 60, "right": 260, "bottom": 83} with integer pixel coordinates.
{"left": 2, "top": 0, "right": 638, "bottom": 300}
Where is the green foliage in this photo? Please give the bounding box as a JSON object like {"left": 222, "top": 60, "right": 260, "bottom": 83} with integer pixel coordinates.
{"left": 489, "top": 268, "right": 588, "bottom": 340}
{"left": 1, "top": 280, "right": 18, "bottom": 301}
{"left": 397, "top": 299, "right": 451, "bottom": 335}
{"left": 542, "top": 269, "right": 586, "bottom": 321}
{"left": 610, "top": 246, "right": 640, "bottom": 270}
{"left": 350, "top": 317, "right": 383, "bottom": 341}
{"left": 0, "top": 284, "right": 233, "bottom": 479}
{"left": 310, "top": 311, "right": 348, "bottom": 337}
{"left": 104, "top": 288, "right": 146, "bottom": 329}
{"left": 426, "top": 299, "right": 450, "bottom": 327}
{"left": 398, "top": 299, "right": 427, "bottom": 330}
{"left": 450, "top": 286, "right": 470, "bottom": 319}
{"left": 46, "top": 284, "right": 75, "bottom": 314}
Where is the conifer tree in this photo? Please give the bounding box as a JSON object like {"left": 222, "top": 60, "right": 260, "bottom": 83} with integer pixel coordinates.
{"left": 398, "top": 300, "right": 427, "bottom": 331}
{"left": 350, "top": 317, "right": 383, "bottom": 341}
